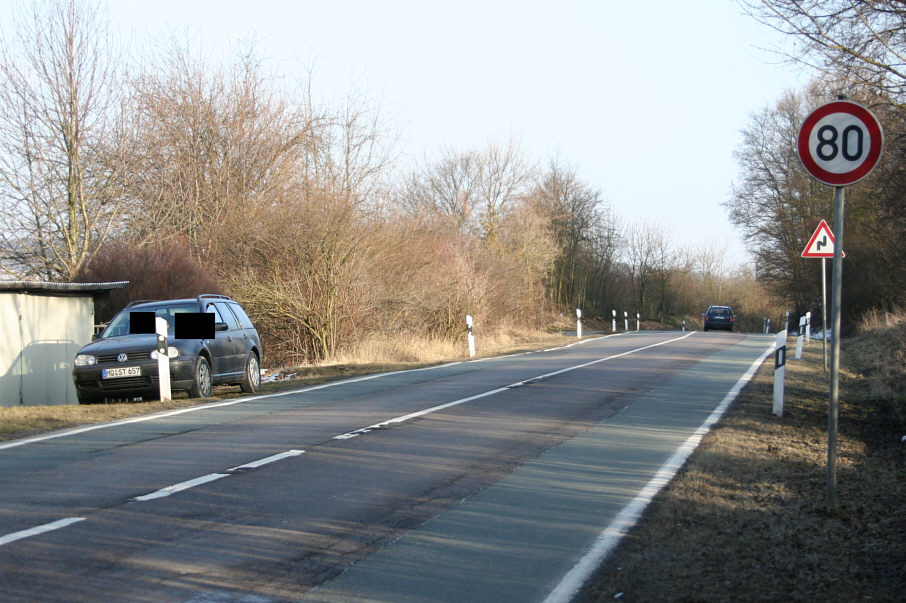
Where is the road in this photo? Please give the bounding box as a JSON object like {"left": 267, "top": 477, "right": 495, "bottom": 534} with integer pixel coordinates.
{"left": 0, "top": 331, "right": 773, "bottom": 602}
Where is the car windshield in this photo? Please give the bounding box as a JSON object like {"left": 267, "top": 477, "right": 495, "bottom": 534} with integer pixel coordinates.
{"left": 102, "top": 303, "right": 197, "bottom": 338}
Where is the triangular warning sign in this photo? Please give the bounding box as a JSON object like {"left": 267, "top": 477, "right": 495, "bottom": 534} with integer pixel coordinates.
{"left": 801, "top": 220, "right": 844, "bottom": 258}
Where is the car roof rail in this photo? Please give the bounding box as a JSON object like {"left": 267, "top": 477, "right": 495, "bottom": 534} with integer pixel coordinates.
{"left": 197, "top": 293, "right": 232, "bottom": 306}
{"left": 124, "top": 299, "right": 159, "bottom": 309}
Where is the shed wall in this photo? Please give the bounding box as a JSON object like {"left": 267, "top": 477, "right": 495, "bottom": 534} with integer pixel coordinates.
{"left": 0, "top": 293, "right": 93, "bottom": 406}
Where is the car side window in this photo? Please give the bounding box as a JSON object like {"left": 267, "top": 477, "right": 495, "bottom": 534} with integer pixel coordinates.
{"left": 214, "top": 302, "right": 241, "bottom": 331}
{"left": 228, "top": 302, "right": 253, "bottom": 329}
{"left": 206, "top": 303, "right": 226, "bottom": 323}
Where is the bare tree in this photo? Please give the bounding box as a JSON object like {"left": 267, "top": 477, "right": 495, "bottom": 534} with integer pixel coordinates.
{"left": 693, "top": 239, "right": 731, "bottom": 302}
{"left": 742, "top": 0, "right": 906, "bottom": 103}
{"left": 123, "top": 38, "right": 309, "bottom": 254}
{"left": 476, "top": 139, "right": 533, "bottom": 243}
{"left": 401, "top": 139, "right": 533, "bottom": 241}
{"left": 0, "top": 0, "right": 128, "bottom": 279}
{"left": 624, "top": 221, "right": 674, "bottom": 320}
{"left": 312, "top": 84, "right": 397, "bottom": 208}
{"left": 726, "top": 87, "right": 831, "bottom": 311}
{"left": 530, "top": 159, "right": 608, "bottom": 310}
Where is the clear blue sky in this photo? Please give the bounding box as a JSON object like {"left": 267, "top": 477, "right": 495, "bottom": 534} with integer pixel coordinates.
{"left": 108, "top": 0, "right": 805, "bottom": 266}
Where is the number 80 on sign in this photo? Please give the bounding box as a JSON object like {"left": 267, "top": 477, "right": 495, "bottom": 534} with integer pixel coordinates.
{"left": 797, "top": 100, "right": 883, "bottom": 186}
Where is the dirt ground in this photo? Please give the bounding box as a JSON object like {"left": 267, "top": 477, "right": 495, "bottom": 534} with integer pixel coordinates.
{"left": 576, "top": 337, "right": 906, "bottom": 602}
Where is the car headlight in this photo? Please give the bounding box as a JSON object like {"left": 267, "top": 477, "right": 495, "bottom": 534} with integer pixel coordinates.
{"left": 150, "top": 346, "right": 180, "bottom": 359}
{"left": 74, "top": 354, "right": 97, "bottom": 366}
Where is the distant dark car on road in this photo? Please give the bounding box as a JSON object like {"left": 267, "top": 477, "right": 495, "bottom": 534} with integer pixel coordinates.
{"left": 703, "top": 305, "right": 735, "bottom": 332}
{"left": 72, "top": 295, "right": 262, "bottom": 404}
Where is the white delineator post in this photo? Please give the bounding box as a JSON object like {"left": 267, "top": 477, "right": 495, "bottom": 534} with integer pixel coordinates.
{"left": 623, "top": 311, "right": 628, "bottom": 332}
{"left": 795, "top": 315, "right": 806, "bottom": 360}
{"left": 466, "top": 315, "right": 476, "bottom": 358}
{"left": 612, "top": 310, "right": 616, "bottom": 333}
{"left": 155, "top": 317, "right": 172, "bottom": 402}
{"left": 636, "top": 313, "right": 640, "bottom": 331}
{"left": 576, "top": 308, "right": 582, "bottom": 339}
{"left": 805, "top": 311, "right": 812, "bottom": 344}
{"left": 773, "top": 329, "right": 787, "bottom": 417}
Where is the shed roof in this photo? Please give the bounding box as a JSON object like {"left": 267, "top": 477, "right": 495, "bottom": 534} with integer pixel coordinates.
{"left": 0, "top": 281, "right": 129, "bottom": 294}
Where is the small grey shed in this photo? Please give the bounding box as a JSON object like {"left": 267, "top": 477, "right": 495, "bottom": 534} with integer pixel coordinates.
{"left": 0, "top": 281, "right": 128, "bottom": 407}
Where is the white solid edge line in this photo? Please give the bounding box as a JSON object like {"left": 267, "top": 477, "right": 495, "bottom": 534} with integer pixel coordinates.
{"left": 542, "top": 339, "right": 776, "bottom": 603}
{"left": 133, "top": 472, "right": 228, "bottom": 502}
{"left": 0, "top": 334, "right": 630, "bottom": 453}
{"left": 334, "top": 332, "right": 696, "bottom": 440}
{"left": 0, "top": 517, "right": 86, "bottom": 547}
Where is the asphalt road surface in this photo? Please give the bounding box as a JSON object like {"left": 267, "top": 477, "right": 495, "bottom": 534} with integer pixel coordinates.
{"left": 0, "top": 331, "right": 773, "bottom": 602}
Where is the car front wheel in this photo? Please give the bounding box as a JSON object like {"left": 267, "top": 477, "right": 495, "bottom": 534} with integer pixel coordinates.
{"left": 77, "top": 391, "right": 99, "bottom": 405}
{"left": 188, "top": 356, "right": 213, "bottom": 398}
{"left": 239, "top": 352, "right": 261, "bottom": 393}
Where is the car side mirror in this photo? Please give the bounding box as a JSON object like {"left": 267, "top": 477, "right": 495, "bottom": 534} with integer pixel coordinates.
{"left": 215, "top": 321, "right": 229, "bottom": 332}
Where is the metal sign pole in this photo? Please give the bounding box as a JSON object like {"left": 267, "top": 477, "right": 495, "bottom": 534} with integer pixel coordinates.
{"left": 822, "top": 257, "right": 828, "bottom": 372}
{"left": 827, "top": 186, "right": 845, "bottom": 506}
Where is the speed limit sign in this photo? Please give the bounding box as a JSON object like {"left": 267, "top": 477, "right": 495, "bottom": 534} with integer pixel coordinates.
{"left": 797, "top": 100, "right": 883, "bottom": 186}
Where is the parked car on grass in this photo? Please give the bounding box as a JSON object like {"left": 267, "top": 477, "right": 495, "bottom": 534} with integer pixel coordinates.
{"left": 72, "top": 295, "right": 261, "bottom": 404}
{"left": 703, "top": 305, "right": 735, "bottom": 332}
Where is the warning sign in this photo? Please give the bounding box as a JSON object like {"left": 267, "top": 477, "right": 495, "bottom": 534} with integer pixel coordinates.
{"left": 801, "top": 220, "right": 844, "bottom": 258}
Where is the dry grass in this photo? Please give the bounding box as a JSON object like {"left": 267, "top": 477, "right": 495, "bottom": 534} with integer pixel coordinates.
{"left": 330, "top": 327, "right": 571, "bottom": 366}
{"left": 0, "top": 398, "right": 212, "bottom": 440}
{"left": 578, "top": 332, "right": 906, "bottom": 602}
{"left": 0, "top": 330, "right": 576, "bottom": 442}
{"left": 855, "top": 307, "right": 906, "bottom": 423}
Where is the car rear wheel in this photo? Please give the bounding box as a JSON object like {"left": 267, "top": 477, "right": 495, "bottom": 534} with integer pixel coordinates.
{"left": 188, "top": 356, "right": 212, "bottom": 398}
{"left": 239, "top": 352, "right": 260, "bottom": 393}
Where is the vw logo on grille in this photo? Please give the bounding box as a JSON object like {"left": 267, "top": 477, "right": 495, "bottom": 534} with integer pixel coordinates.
{"left": 117, "top": 353, "right": 128, "bottom": 362}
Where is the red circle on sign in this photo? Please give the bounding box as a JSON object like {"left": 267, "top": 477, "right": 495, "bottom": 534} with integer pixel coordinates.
{"left": 797, "top": 100, "right": 883, "bottom": 186}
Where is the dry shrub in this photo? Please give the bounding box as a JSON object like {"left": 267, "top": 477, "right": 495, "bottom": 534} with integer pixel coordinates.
{"left": 358, "top": 215, "right": 490, "bottom": 340}
{"left": 858, "top": 305, "right": 906, "bottom": 332}
{"left": 76, "top": 237, "right": 223, "bottom": 322}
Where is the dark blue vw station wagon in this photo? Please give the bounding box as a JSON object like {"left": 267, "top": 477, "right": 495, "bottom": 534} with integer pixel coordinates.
{"left": 72, "top": 295, "right": 262, "bottom": 404}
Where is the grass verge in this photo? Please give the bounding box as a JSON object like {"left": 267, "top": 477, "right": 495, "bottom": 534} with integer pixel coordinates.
{"left": 577, "top": 333, "right": 906, "bottom": 601}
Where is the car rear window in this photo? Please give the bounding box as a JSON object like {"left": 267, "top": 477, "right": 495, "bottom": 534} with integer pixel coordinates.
{"left": 227, "top": 302, "right": 253, "bottom": 329}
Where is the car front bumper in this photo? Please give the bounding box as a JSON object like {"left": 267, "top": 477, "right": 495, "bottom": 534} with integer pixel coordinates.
{"left": 72, "top": 358, "right": 197, "bottom": 401}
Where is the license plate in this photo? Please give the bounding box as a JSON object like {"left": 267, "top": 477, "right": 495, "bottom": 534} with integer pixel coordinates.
{"left": 102, "top": 366, "right": 141, "bottom": 379}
